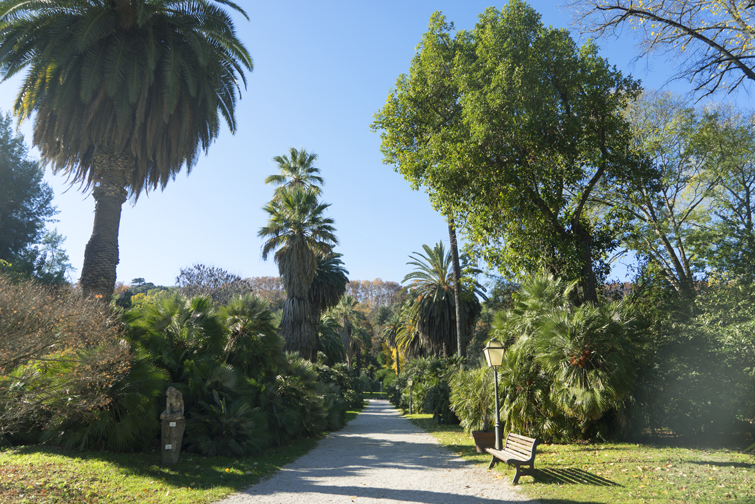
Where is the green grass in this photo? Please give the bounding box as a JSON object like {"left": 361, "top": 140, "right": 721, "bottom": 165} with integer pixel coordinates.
{"left": 0, "top": 404, "right": 367, "bottom": 504}
{"left": 406, "top": 413, "right": 755, "bottom": 504}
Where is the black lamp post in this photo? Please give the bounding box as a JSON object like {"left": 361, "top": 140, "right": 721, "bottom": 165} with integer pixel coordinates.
{"left": 407, "top": 378, "right": 413, "bottom": 414}
{"left": 483, "top": 339, "right": 505, "bottom": 450}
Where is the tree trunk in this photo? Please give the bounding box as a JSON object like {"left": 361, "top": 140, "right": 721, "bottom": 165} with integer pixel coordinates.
{"left": 448, "top": 219, "right": 465, "bottom": 357}
{"left": 395, "top": 345, "right": 401, "bottom": 376}
{"left": 573, "top": 221, "right": 598, "bottom": 304}
{"left": 80, "top": 153, "right": 129, "bottom": 300}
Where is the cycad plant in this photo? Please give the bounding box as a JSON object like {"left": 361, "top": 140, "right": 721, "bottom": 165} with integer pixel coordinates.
{"left": 0, "top": 0, "right": 252, "bottom": 298}
{"left": 258, "top": 187, "right": 338, "bottom": 358}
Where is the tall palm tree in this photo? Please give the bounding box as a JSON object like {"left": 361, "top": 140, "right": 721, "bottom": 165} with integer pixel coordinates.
{"left": 308, "top": 251, "right": 349, "bottom": 362}
{"left": 329, "top": 295, "right": 363, "bottom": 370}
{"left": 265, "top": 147, "right": 324, "bottom": 199}
{"left": 403, "top": 242, "right": 484, "bottom": 357}
{"left": 258, "top": 187, "right": 337, "bottom": 357}
{"left": 0, "top": 0, "right": 252, "bottom": 299}
{"left": 381, "top": 308, "right": 406, "bottom": 375}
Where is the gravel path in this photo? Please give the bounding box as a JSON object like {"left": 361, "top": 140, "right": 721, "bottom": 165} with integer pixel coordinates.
{"left": 217, "top": 399, "right": 536, "bottom": 504}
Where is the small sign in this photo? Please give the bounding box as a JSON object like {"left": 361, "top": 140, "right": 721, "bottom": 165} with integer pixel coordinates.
{"left": 165, "top": 444, "right": 172, "bottom": 450}
{"left": 169, "top": 422, "right": 176, "bottom": 427}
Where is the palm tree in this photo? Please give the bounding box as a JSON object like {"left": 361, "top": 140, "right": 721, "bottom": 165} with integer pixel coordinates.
{"left": 0, "top": 0, "right": 252, "bottom": 299}
{"left": 265, "top": 148, "right": 324, "bottom": 199}
{"left": 308, "top": 251, "right": 349, "bottom": 362}
{"left": 258, "top": 187, "right": 337, "bottom": 357}
{"left": 381, "top": 308, "right": 407, "bottom": 375}
{"left": 403, "top": 242, "right": 484, "bottom": 357}
{"left": 329, "top": 295, "right": 363, "bottom": 370}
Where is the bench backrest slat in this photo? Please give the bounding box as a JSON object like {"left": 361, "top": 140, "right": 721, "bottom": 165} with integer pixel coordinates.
{"left": 503, "top": 433, "right": 538, "bottom": 463}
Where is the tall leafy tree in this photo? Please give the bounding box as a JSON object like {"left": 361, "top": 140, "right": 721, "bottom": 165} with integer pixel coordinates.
{"left": 265, "top": 147, "right": 324, "bottom": 199}
{"left": 0, "top": 112, "right": 55, "bottom": 262}
{"left": 259, "top": 187, "right": 337, "bottom": 358}
{"left": 598, "top": 91, "right": 715, "bottom": 297}
{"left": 688, "top": 105, "right": 755, "bottom": 283}
{"left": 372, "top": 2, "right": 642, "bottom": 303}
{"left": 402, "top": 242, "right": 484, "bottom": 358}
{"left": 0, "top": 0, "right": 253, "bottom": 299}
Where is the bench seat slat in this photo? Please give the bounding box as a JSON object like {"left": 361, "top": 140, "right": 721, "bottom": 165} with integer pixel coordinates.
{"left": 485, "top": 433, "right": 539, "bottom": 485}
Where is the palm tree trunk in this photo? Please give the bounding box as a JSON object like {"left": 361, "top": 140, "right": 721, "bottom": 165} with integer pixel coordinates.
{"left": 448, "top": 219, "right": 465, "bottom": 358}
{"left": 395, "top": 345, "right": 401, "bottom": 376}
{"left": 80, "top": 153, "right": 129, "bottom": 300}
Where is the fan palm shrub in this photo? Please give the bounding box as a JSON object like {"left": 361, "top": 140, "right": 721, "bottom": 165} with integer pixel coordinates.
{"left": 0, "top": 0, "right": 252, "bottom": 299}
{"left": 491, "top": 273, "right": 642, "bottom": 440}
{"left": 126, "top": 293, "right": 226, "bottom": 380}
{"left": 259, "top": 187, "right": 338, "bottom": 358}
{"left": 221, "top": 293, "right": 286, "bottom": 380}
{"left": 184, "top": 391, "right": 270, "bottom": 457}
{"left": 449, "top": 364, "right": 496, "bottom": 433}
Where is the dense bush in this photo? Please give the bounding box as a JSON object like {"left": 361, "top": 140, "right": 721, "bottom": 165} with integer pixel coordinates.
{"left": 389, "top": 356, "right": 462, "bottom": 424}
{"left": 628, "top": 281, "right": 755, "bottom": 440}
{"left": 0, "top": 277, "right": 132, "bottom": 441}
{"left": 4, "top": 286, "right": 363, "bottom": 455}
{"left": 483, "top": 274, "right": 642, "bottom": 442}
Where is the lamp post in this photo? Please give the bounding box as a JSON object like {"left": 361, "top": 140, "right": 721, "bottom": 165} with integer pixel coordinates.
{"left": 407, "top": 378, "right": 413, "bottom": 415}
{"left": 483, "top": 339, "right": 505, "bottom": 450}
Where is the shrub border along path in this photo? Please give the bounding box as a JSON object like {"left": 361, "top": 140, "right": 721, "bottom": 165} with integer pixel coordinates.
{"left": 0, "top": 406, "right": 366, "bottom": 503}
{"left": 406, "top": 413, "right": 755, "bottom": 504}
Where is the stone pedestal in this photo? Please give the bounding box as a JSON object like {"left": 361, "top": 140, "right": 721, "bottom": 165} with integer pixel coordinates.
{"left": 161, "top": 418, "right": 186, "bottom": 466}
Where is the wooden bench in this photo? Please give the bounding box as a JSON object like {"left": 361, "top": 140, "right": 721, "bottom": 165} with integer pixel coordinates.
{"left": 485, "top": 433, "right": 539, "bottom": 485}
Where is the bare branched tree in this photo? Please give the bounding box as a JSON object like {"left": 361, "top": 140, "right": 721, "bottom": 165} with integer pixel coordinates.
{"left": 572, "top": 0, "right": 755, "bottom": 97}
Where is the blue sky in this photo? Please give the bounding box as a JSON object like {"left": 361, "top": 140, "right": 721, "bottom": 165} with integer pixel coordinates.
{"left": 0, "top": 1, "right": 713, "bottom": 287}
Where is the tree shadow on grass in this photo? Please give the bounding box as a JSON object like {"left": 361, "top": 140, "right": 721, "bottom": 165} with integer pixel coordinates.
{"left": 687, "top": 459, "right": 755, "bottom": 470}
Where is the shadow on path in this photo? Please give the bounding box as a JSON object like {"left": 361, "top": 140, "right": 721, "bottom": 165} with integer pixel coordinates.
{"left": 218, "top": 400, "right": 531, "bottom": 504}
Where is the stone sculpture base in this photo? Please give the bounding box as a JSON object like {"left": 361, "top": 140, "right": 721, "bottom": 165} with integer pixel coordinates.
{"left": 161, "top": 418, "right": 186, "bottom": 466}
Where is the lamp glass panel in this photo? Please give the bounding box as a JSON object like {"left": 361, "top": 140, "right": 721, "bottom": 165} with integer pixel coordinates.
{"left": 484, "top": 340, "right": 505, "bottom": 368}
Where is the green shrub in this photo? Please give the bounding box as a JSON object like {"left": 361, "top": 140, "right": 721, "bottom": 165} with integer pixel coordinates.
{"left": 449, "top": 365, "right": 495, "bottom": 433}
{"left": 184, "top": 391, "right": 270, "bottom": 457}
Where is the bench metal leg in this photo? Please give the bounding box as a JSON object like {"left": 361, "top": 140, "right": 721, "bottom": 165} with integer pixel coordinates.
{"left": 488, "top": 455, "right": 500, "bottom": 470}
{"left": 512, "top": 465, "right": 522, "bottom": 485}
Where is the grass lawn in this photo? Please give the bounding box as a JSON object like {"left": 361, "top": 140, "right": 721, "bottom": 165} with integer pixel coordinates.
{"left": 406, "top": 413, "right": 755, "bottom": 504}
{"left": 0, "top": 404, "right": 366, "bottom": 504}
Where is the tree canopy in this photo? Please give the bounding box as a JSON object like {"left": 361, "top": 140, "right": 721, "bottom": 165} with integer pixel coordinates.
{"left": 0, "top": 112, "right": 55, "bottom": 263}
{"left": 372, "top": 1, "right": 644, "bottom": 303}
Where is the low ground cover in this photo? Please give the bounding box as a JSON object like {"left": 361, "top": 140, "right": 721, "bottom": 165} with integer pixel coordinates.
{"left": 0, "top": 404, "right": 365, "bottom": 503}
{"left": 407, "top": 413, "right": 755, "bottom": 504}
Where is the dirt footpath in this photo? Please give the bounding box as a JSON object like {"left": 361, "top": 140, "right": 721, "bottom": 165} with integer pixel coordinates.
{"left": 216, "top": 399, "right": 536, "bottom": 504}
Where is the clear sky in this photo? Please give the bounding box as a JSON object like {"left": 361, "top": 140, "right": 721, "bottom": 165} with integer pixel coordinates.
{"left": 0, "top": 1, "right": 711, "bottom": 287}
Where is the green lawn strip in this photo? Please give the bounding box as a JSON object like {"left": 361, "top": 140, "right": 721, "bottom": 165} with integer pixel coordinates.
{"left": 406, "top": 413, "right": 755, "bottom": 504}
{"left": 0, "top": 404, "right": 367, "bottom": 504}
